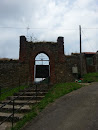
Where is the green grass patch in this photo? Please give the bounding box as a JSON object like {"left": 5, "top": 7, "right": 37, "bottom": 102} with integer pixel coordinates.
{"left": 83, "top": 72, "right": 98, "bottom": 83}
{"left": 0, "top": 85, "right": 28, "bottom": 101}
{"left": 12, "top": 82, "right": 82, "bottom": 130}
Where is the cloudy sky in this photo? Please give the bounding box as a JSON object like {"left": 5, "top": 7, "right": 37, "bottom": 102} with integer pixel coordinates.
{"left": 0, "top": 0, "right": 98, "bottom": 59}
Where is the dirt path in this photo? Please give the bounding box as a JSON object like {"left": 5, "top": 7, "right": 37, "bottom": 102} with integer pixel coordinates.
{"left": 23, "top": 82, "right": 98, "bottom": 130}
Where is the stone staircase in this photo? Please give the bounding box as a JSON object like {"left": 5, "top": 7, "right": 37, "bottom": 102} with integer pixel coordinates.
{"left": 0, "top": 84, "right": 49, "bottom": 130}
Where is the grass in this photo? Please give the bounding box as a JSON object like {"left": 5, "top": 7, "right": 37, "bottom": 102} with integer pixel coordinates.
{"left": 12, "top": 82, "right": 82, "bottom": 130}
{"left": 83, "top": 72, "right": 98, "bottom": 83}
{"left": 0, "top": 85, "right": 28, "bottom": 101}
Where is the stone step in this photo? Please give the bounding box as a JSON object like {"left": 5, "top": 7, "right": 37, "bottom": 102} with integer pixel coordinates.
{"left": 7, "top": 96, "right": 45, "bottom": 100}
{"left": 0, "top": 122, "right": 13, "bottom": 130}
{"left": 19, "top": 89, "right": 48, "bottom": 92}
{"left": 0, "top": 104, "right": 31, "bottom": 113}
{"left": 0, "top": 112, "right": 23, "bottom": 122}
{"left": 0, "top": 84, "right": 49, "bottom": 129}
{"left": 14, "top": 92, "right": 48, "bottom": 96}
{"left": 0, "top": 100, "right": 40, "bottom": 105}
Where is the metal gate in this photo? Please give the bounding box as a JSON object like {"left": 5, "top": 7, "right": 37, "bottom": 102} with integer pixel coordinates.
{"left": 34, "top": 53, "right": 50, "bottom": 83}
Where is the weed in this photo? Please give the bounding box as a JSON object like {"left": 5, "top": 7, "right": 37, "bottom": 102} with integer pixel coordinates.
{"left": 0, "top": 85, "right": 28, "bottom": 101}
{"left": 83, "top": 72, "right": 98, "bottom": 83}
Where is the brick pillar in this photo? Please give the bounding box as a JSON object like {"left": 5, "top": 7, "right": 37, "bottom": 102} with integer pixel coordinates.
{"left": 19, "top": 36, "right": 26, "bottom": 62}
{"left": 57, "top": 37, "right": 65, "bottom": 63}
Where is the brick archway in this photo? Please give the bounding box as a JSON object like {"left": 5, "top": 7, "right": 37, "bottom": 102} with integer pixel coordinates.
{"left": 30, "top": 49, "right": 55, "bottom": 84}
{"left": 19, "top": 36, "right": 65, "bottom": 84}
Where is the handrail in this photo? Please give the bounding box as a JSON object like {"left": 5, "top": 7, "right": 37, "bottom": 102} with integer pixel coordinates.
{"left": 0, "top": 113, "right": 13, "bottom": 125}
{"left": 0, "top": 83, "right": 50, "bottom": 128}
{"left": 0, "top": 84, "right": 34, "bottom": 126}
{"left": 0, "top": 78, "right": 28, "bottom": 98}
{"left": 0, "top": 86, "right": 20, "bottom": 95}
{"left": 0, "top": 85, "right": 33, "bottom": 109}
{"left": 0, "top": 86, "right": 37, "bottom": 126}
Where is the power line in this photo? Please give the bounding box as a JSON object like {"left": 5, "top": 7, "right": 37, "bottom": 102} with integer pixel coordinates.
{"left": 0, "top": 26, "right": 78, "bottom": 30}
{"left": 0, "top": 26, "right": 98, "bottom": 30}
{"left": 81, "top": 30, "right": 95, "bottom": 52}
{"left": 0, "top": 26, "right": 97, "bottom": 52}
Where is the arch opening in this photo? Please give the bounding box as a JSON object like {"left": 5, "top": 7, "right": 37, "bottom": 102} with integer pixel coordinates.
{"left": 34, "top": 53, "right": 50, "bottom": 83}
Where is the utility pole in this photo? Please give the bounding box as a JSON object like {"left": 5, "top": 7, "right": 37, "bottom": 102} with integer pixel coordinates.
{"left": 79, "top": 25, "right": 82, "bottom": 77}
{"left": 79, "top": 25, "right": 81, "bottom": 53}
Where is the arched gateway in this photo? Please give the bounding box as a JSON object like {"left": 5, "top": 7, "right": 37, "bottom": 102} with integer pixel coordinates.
{"left": 34, "top": 53, "right": 50, "bottom": 83}
{"left": 19, "top": 36, "right": 72, "bottom": 84}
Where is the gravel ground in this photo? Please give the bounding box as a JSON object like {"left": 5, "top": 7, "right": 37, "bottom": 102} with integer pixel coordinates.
{"left": 23, "top": 82, "right": 98, "bottom": 130}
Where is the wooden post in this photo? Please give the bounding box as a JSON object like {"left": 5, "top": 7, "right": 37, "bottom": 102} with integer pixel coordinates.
{"left": 79, "top": 25, "right": 82, "bottom": 77}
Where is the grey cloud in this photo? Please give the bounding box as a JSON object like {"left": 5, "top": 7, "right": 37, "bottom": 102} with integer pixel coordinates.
{"left": 0, "top": 0, "right": 98, "bottom": 58}
{"left": 0, "top": 0, "right": 41, "bottom": 25}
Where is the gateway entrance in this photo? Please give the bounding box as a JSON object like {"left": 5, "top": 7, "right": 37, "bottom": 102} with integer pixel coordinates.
{"left": 34, "top": 53, "right": 50, "bottom": 83}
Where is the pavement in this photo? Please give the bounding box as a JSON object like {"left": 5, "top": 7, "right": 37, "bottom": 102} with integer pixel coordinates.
{"left": 23, "top": 82, "right": 98, "bottom": 130}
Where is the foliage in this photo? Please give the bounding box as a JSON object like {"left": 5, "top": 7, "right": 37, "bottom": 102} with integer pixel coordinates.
{"left": 0, "top": 85, "right": 28, "bottom": 101}
{"left": 83, "top": 72, "right": 98, "bottom": 83}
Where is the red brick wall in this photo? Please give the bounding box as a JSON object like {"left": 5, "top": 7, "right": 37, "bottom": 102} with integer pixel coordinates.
{"left": 19, "top": 36, "right": 66, "bottom": 84}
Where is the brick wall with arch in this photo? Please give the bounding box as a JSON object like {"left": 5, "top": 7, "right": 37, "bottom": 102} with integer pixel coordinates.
{"left": 19, "top": 35, "right": 74, "bottom": 84}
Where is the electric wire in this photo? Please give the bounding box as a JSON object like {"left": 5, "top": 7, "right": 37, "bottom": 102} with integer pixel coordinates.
{"left": 81, "top": 30, "right": 95, "bottom": 52}
{"left": 0, "top": 26, "right": 97, "bottom": 53}
{"left": 0, "top": 26, "right": 98, "bottom": 30}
